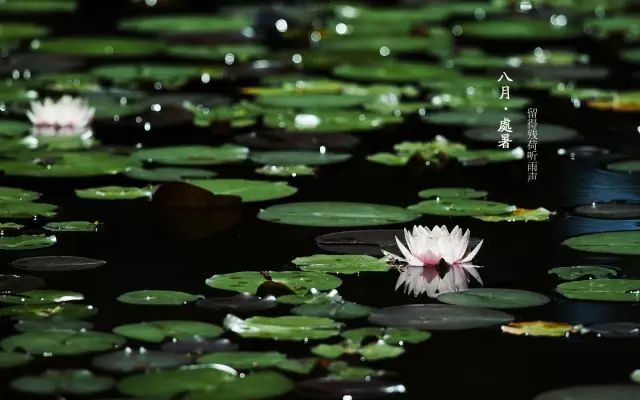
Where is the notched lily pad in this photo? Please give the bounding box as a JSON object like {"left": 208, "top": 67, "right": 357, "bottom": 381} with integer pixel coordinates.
{"left": 549, "top": 265, "right": 618, "bottom": 281}
{"left": 206, "top": 271, "right": 342, "bottom": 296}
{"left": 562, "top": 231, "right": 640, "bottom": 255}
{"left": 292, "top": 254, "right": 389, "bottom": 274}
{"left": 556, "top": 279, "right": 640, "bottom": 302}
{"left": 224, "top": 314, "right": 342, "bottom": 341}
{"left": 190, "top": 179, "right": 297, "bottom": 203}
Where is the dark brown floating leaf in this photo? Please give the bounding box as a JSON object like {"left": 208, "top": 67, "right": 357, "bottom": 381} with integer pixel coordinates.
{"left": 586, "top": 322, "right": 640, "bottom": 338}
{"left": 160, "top": 338, "right": 238, "bottom": 355}
{"left": 235, "top": 131, "right": 360, "bottom": 151}
{"left": 196, "top": 293, "right": 277, "bottom": 313}
{"left": 11, "top": 256, "right": 107, "bottom": 272}
{"left": 295, "top": 378, "right": 406, "bottom": 399}
{"left": 369, "top": 304, "right": 514, "bottom": 331}
{"left": 573, "top": 202, "right": 640, "bottom": 219}
{"left": 0, "top": 274, "right": 45, "bottom": 292}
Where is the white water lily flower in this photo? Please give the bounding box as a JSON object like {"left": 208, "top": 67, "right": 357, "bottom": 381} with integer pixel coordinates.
{"left": 27, "top": 95, "right": 95, "bottom": 137}
{"left": 385, "top": 225, "right": 483, "bottom": 298}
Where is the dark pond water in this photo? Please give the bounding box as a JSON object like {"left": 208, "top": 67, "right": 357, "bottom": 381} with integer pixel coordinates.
{"left": 1, "top": 0, "right": 640, "bottom": 399}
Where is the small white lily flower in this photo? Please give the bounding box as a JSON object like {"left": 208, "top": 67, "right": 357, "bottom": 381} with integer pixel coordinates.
{"left": 27, "top": 95, "right": 95, "bottom": 137}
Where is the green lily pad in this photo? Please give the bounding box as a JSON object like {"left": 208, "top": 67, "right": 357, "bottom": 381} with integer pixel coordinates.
{"left": 292, "top": 254, "right": 389, "bottom": 274}
{"left": 437, "top": 289, "right": 550, "bottom": 309}
{"left": 113, "top": 320, "right": 222, "bottom": 343}
{"left": 327, "top": 362, "right": 379, "bottom": 380}
{"left": 250, "top": 150, "right": 351, "bottom": 166}
{"left": 562, "top": 231, "right": 640, "bottom": 255}
{"left": 450, "top": 147, "right": 525, "bottom": 165}
{"left": 117, "top": 290, "right": 203, "bottom": 306}
{"left": 292, "top": 301, "right": 372, "bottom": 320}
{"left": 408, "top": 198, "right": 516, "bottom": 216}
{"left": 75, "top": 186, "right": 153, "bottom": 200}
{"left": 358, "top": 342, "right": 405, "bottom": 361}
{"left": 0, "top": 303, "right": 96, "bottom": 320}
{"left": 607, "top": 160, "right": 640, "bottom": 173}
{"left": 1, "top": 330, "right": 124, "bottom": 356}
{"left": 190, "top": 179, "right": 297, "bottom": 202}
{"left": 33, "top": 37, "right": 164, "bottom": 57}
{"left": 461, "top": 19, "right": 579, "bottom": 40}
{"left": 0, "top": 22, "right": 48, "bottom": 39}
{"left": 43, "top": 221, "right": 101, "bottom": 232}
{"left": 556, "top": 279, "right": 640, "bottom": 302}
{"left": 464, "top": 124, "right": 578, "bottom": 144}
{"left": 0, "top": 352, "right": 32, "bottom": 368}
{"left": 91, "top": 64, "right": 212, "bottom": 89}
{"left": 256, "top": 93, "right": 376, "bottom": 109}
{"left": 206, "top": 271, "right": 342, "bottom": 295}
{"left": 119, "top": 14, "right": 251, "bottom": 34}
{"left": 0, "top": 186, "right": 40, "bottom": 202}
{"left": 0, "top": 290, "right": 84, "bottom": 305}
{"left": 168, "top": 44, "right": 267, "bottom": 62}
{"left": 0, "top": 201, "right": 57, "bottom": 218}
{"left": 333, "top": 61, "right": 458, "bottom": 82}
{"left": 621, "top": 48, "right": 640, "bottom": 64}
{"left": 125, "top": 167, "right": 216, "bottom": 182}
{"left": 224, "top": 314, "right": 342, "bottom": 341}
{"left": 256, "top": 165, "right": 315, "bottom": 177}
{"left": 0, "top": 0, "right": 76, "bottom": 13}
{"left": 342, "top": 327, "right": 431, "bottom": 345}
{"left": 134, "top": 145, "right": 249, "bottom": 166}
{"left": 117, "top": 364, "right": 237, "bottom": 398}
{"left": 264, "top": 109, "right": 402, "bottom": 133}
{"left": 258, "top": 202, "right": 420, "bottom": 227}
{"left": 0, "top": 234, "right": 56, "bottom": 250}
{"left": 0, "top": 222, "right": 23, "bottom": 230}
{"left": 0, "top": 152, "right": 138, "bottom": 177}
{"left": 474, "top": 207, "right": 555, "bottom": 222}
{"left": 418, "top": 187, "right": 487, "bottom": 199}
{"left": 0, "top": 120, "right": 31, "bottom": 137}
{"left": 92, "top": 349, "right": 190, "bottom": 372}
{"left": 184, "top": 370, "right": 294, "bottom": 400}
{"left": 549, "top": 266, "right": 619, "bottom": 281}
{"left": 585, "top": 16, "right": 640, "bottom": 41}
{"left": 534, "top": 385, "right": 640, "bottom": 400}
{"left": 426, "top": 109, "right": 525, "bottom": 127}
{"left": 11, "top": 369, "right": 114, "bottom": 395}
{"left": 198, "top": 351, "right": 286, "bottom": 370}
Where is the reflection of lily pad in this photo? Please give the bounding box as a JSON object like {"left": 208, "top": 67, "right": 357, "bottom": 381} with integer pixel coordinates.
{"left": 501, "top": 321, "right": 581, "bottom": 337}
{"left": 437, "top": 289, "right": 550, "bottom": 309}
{"left": 224, "top": 314, "right": 342, "bottom": 341}
{"left": 0, "top": 234, "right": 57, "bottom": 251}
{"left": 250, "top": 150, "right": 351, "bottom": 166}
{"left": 11, "top": 369, "right": 114, "bottom": 395}
{"left": 562, "top": 231, "right": 640, "bottom": 255}
{"left": 34, "top": 37, "right": 164, "bottom": 57}
{"left": 259, "top": 202, "right": 420, "bottom": 227}
{"left": 117, "top": 290, "right": 203, "bottom": 306}
{"left": 408, "top": 199, "right": 516, "bottom": 217}
{"left": 190, "top": 179, "right": 297, "bottom": 203}
{"left": 15, "top": 319, "right": 93, "bottom": 333}
{"left": 0, "top": 274, "right": 45, "bottom": 292}
{"left": 134, "top": 145, "right": 249, "bottom": 166}
{"left": 549, "top": 265, "right": 618, "bottom": 281}
{"left": 556, "top": 279, "right": 640, "bottom": 302}
{"left": 587, "top": 322, "right": 640, "bottom": 338}
{"left": 75, "top": 185, "right": 153, "bottom": 200}
{"left": 370, "top": 304, "right": 514, "bottom": 330}
{"left": 113, "top": 320, "right": 222, "bottom": 343}
{"left": 292, "top": 254, "right": 389, "bottom": 274}
{"left": 206, "top": 271, "right": 342, "bottom": 295}
{"left": 11, "top": 256, "right": 106, "bottom": 272}
{"left": 1, "top": 331, "right": 123, "bottom": 356}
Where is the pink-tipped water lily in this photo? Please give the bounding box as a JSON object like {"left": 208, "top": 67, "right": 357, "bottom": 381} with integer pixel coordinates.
{"left": 27, "top": 95, "right": 95, "bottom": 137}
{"left": 385, "top": 225, "right": 484, "bottom": 297}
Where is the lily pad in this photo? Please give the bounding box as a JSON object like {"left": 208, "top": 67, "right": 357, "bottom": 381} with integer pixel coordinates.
{"left": 113, "top": 321, "right": 222, "bottom": 343}
{"left": 256, "top": 165, "right": 316, "bottom": 177}
{"left": 556, "top": 279, "right": 640, "bottom": 302}
{"left": 34, "top": 37, "right": 164, "bottom": 57}
{"left": 183, "top": 370, "right": 294, "bottom": 400}
{"left": 11, "top": 369, "right": 114, "bottom": 395}
{"left": 0, "top": 290, "right": 84, "bottom": 305}
{"left": 292, "top": 254, "right": 389, "bottom": 274}
{"left": 117, "top": 290, "right": 203, "bottom": 306}
{"left": 549, "top": 266, "right": 619, "bottom": 281}
{"left": 607, "top": 160, "right": 640, "bottom": 173}
{"left": 562, "top": 231, "right": 640, "bottom": 255}
{"left": 437, "top": 289, "right": 550, "bottom": 309}
{"left": 0, "top": 22, "right": 48, "bottom": 39}
{"left": 91, "top": 64, "right": 207, "bottom": 88}
{"left": 501, "top": 321, "right": 581, "bottom": 337}
{"left": 206, "top": 271, "right": 342, "bottom": 295}
{"left": 133, "top": 145, "right": 249, "bottom": 166}
{"left": 585, "top": 322, "right": 640, "bottom": 338}
{"left": 419, "top": 187, "right": 487, "bottom": 199}
{"left": 258, "top": 202, "right": 420, "bottom": 227}
{"left": 93, "top": 348, "right": 190, "bottom": 372}
{"left": 125, "top": 167, "right": 216, "bottom": 182}
{"left": 408, "top": 199, "right": 516, "bottom": 217}
{"left": 75, "top": 185, "right": 153, "bottom": 200}
{"left": 292, "top": 301, "right": 372, "bottom": 320}
{"left": 0, "top": 0, "right": 76, "bottom": 13}
{"left": 0, "top": 201, "right": 57, "bottom": 219}
{"left": 198, "top": 351, "right": 286, "bottom": 370}
{"left": 0, "top": 303, "right": 96, "bottom": 320}
{"left": 0, "top": 274, "right": 45, "bottom": 292}
{"left": 224, "top": 314, "right": 342, "bottom": 341}
{"left": 0, "top": 186, "right": 41, "bottom": 202}
{"left": 43, "top": 221, "right": 101, "bottom": 232}
{"left": 190, "top": 179, "right": 297, "bottom": 203}
{"left": 119, "top": 14, "right": 251, "bottom": 34}
{"left": 343, "top": 327, "right": 431, "bottom": 345}
{"left": 333, "top": 61, "right": 458, "bottom": 82}
{"left": 426, "top": 110, "right": 525, "bottom": 127}
{"left": 369, "top": 304, "right": 514, "bottom": 330}
{"left": 0, "top": 152, "right": 137, "bottom": 177}
{"left": 0, "top": 234, "right": 56, "bottom": 251}
{"left": 168, "top": 44, "right": 267, "bottom": 62}
{"left": 534, "top": 385, "right": 640, "bottom": 400}
{"left": 250, "top": 150, "right": 351, "bottom": 166}
{"left": 0, "top": 351, "right": 31, "bottom": 368}
{"left": 1, "top": 330, "right": 124, "bottom": 356}
{"left": 574, "top": 202, "right": 640, "bottom": 219}
{"left": 264, "top": 110, "right": 402, "bottom": 133}
{"left": 474, "top": 207, "right": 555, "bottom": 222}
{"left": 461, "top": 19, "right": 579, "bottom": 40}
{"left": 11, "top": 256, "right": 106, "bottom": 271}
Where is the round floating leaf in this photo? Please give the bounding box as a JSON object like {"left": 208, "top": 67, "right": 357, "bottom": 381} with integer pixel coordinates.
{"left": 562, "top": 231, "right": 640, "bottom": 255}
{"left": 190, "top": 179, "right": 297, "bottom": 203}
{"left": 0, "top": 152, "right": 137, "bottom": 177}
{"left": 256, "top": 93, "right": 376, "bottom": 109}
{"left": 0, "top": 0, "right": 76, "bottom": 13}
{"left": 0, "top": 352, "right": 31, "bottom": 368}
{"left": 333, "top": 61, "right": 458, "bottom": 82}
{"left": 119, "top": 14, "right": 251, "bottom": 34}
{"left": 408, "top": 199, "right": 515, "bottom": 217}
{"left": 90, "top": 64, "right": 207, "bottom": 88}
{"left": 224, "top": 314, "right": 342, "bottom": 341}
{"left": 343, "top": 327, "right": 431, "bottom": 345}
{"left": 206, "top": 271, "right": 342, "bottom": 296}
{"left": 93, "top": 348, "right": 190, "bottom": 373}
{"left": 0, "top": 234, "right": 56, "bottom": 251}
{"left": 15, "top": 319, "right": 93, "bottom": 333}
{"left": 43, "top": 221, "right": 101, "bottom": 232}
{"left": 183, "top": 371, "right": 294, "bottom": 400}
{"left": 117, "top": 364, "right": 237, "bottom": 398}
{"left": 0, "top": 290, "right": 84, "bottom": 305}
{"left": 0, "top": 274, "right": 45, "bottom": 292}
{"left": 198, "top": 351, "right": 286, "bottom": 370}
{"left": 534, "top": 385, "right": 640, "bottom": 400}
{"left": 34, "top": 37, "right": 164, "bottom": 57}
{"left": 196, "top": 294, "right": 277, "bottom": 313}
{"left": 369, "top": 304, "right": 514, "bottom": 330}
{"left": 259, "top": 202, "right": 420, "bottom": 227}
{"left": 113, "top": 321, "right": 222, "bottom": 343}
{"left": 474, "top": 207, "right": 555, "bottom": 222}
{"left": 125, "top": 167, "right": 216, "bottom": 182}
{"left": 358, "top": 342, "right": 404, "bottom": 361}
{"left": 0, "top": 186, "right": 41, "bottom": 202}
{"left": 607, "top": 160, "right": 640, "bottom": 173}
{"left": 0, "top": 201, "right": 57, "bottom": 219}
{"left": 426, "top": 110, "right": 525, "bottom": 127}
{"left": 117, "top": 290, "right": 203, "bottom": 306}
{"left": 437, "top": 289, "right": 550, "bottom": 309}
{"left": 501, "top": 321, "right": 581, "bottom": 337}
{"left": 586, "top": 322, "right": 640, "bottom": 338}
{"left": 461, "top": 19, "right": 579, "bottom": 39}
{"left": 464, "top": 124, "right": 578, "bottom": 144}
{"left": 168, "top": 44, "right": 267, "bottom": 62}
{"left": 11, "top": 369, "right": 114, "bottom": 395}
{"left": 549, "top": 266, "right": 618, "bottom": 281}
{"left": 419, "top": 187, "right": 487, "bottom": 199}
{"left": 75, "top": 185, "right": 153, "bottom": 200}
{"left": 1, "top": 331, "right": 123, "bottom": 356}
{"left": 0, "top": 303, "right": 96, "bottom": 320}
{"left": 556, "top": 279, "right": 640, "bottom": 302}
{"left": 256, "top": 165, "right": 315, "bottom": 177}
{"left": 264, "top": 110, "right": 402, "bottom": 133}
{"left": 11, "top": 256, "right": 106, "bottom": 272}
{"left": 292, "top": 301, "right": 372, "bottom": 320}
{"left": 0, "top": 22, "right": 48, "bottom": 39}
{"left": 292, "top": 254, "right": 389, "bottom": 274}
{"left": 574, "top": 203, "right": 640, "bottom": 219}
{"left": 250, "top": 151, "right": 351, "bottom": 166}
{"left": 134, "top": 145, "right": 249, "bottom": 166}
